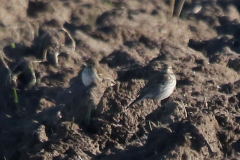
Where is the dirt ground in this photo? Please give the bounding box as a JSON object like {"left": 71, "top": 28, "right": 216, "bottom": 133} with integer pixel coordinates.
{"left": 1, "top": 0, "right": 240, "bottom": 159}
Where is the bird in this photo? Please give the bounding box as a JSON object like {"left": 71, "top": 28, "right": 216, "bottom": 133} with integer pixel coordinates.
{"left": 128, "top": 64, "right": 176, "bottom": 107}
{"left": 81, "top": 58, "right": 115, "bottom": 86}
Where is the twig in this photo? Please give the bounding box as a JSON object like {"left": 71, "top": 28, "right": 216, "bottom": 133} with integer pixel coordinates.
{"left": 53, "top": 51, "right": 60, "bottom": 65}
{"left": 49, "top": 3, "right": 70, "bottom": 23}
{"left": 0, "top": 52, "right": 12, "bottom": 73}
{"left": 27, "top": 21, "right": 35, "bottom": 40}
{"left": 77, "top": 155, "right": 83, "bottom": 160}
{"left": 134, "top": 133, "right": 144, "bottom": 146}
{"left": 32, "top": 48, "right": 48, "bottom": 63}
{"left": 170, "top": 0, "right": 175, "bottom": 17}
{"left": 112, "top": 123, "right": 135, "bottom": 134}
{"left": 71, "top": 117, "right": 75, "bottom": 130}
{"left": 175, "top": 0, "right": 186, "bottom": 17}
{"left": 204, "top": 97, "right": 208, "bottom": 108}
{"left": 13, "top": 88, "right": 19, "bottom": 111}
{"left": 181, "top": 100, "right": 188, "bottom": 118}
{"left": 61, "top": 27, "right": 76, "bottom": 51}
{"left": 27, "top": 61, "right": 37, "bottom": 89}
{"left": 146, "top": 121, "right": 158, "bottom": 131}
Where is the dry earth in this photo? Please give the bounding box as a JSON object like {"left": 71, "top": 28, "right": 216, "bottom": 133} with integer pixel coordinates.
{"left": 1, "top": 0, "right": 240, "bottom": 159}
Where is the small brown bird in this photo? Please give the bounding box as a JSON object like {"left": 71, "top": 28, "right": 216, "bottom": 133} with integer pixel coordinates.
{"left": 81, "top": 58, "right": 115, "bottom": 86}
{"left": 128, "top": 64, "right": 176, "bottom": 107}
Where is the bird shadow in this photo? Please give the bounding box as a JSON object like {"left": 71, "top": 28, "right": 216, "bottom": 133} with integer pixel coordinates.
{"left": 116, "top": 57, "right": 167, "bottom": 82}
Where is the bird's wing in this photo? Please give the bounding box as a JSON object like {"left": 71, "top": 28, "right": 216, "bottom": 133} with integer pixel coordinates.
{"left": 127, "top": 73, "right": 168, "bottom": 107}
{"left": 96, "top": 65, "right": 115, "bottom": 82}
{"left": 92, "top": 68, "right": 102, "bottom": 81}
{"left": 139, "top": 73, "right": 168, "bottom": 96}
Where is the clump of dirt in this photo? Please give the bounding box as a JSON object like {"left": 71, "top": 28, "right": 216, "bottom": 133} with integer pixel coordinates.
{"left": 1, "top": 0, "right": 240, "bottom": 159}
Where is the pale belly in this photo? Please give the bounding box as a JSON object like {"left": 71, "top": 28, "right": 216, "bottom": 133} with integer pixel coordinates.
{"left": 82, "top": 70, "right": 94, "bottom": 86}
{"left": 154, "top": 81, "right": 176, "bottom": 101}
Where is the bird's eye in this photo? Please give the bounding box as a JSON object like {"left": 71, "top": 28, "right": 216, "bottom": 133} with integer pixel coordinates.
{"left": 162, "top": 64, "right": 168, "bottom": 68}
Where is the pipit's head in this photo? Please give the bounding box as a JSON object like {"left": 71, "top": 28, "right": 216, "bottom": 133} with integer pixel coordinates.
{"left": 86, "top": 58, "right": 96, "bottom": 67}
{"left": 162, "top": 64, "right": 173, "bottom": 73}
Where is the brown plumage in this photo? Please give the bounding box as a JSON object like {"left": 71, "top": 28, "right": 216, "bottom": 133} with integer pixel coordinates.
{"left": 82, "top": 58, "right": 115, "bottom": 86}
{"left": 128, "top": 64, "right": 176, "bottom": 107}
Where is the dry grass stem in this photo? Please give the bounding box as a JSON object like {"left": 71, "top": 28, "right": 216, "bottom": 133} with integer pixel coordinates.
{"left": 61, "top": 27, "right": 76, "bottom": 51}
{"left": 175, "top": 0, "right": 186, "bottom": 17}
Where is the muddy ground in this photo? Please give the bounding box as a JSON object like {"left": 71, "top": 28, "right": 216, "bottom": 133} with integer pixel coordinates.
{"left": 1, "top": 0, "right": 240, "bottom": 159}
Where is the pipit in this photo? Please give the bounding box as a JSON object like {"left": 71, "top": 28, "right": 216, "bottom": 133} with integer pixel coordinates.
{"left": 81, "top": 58, "right": 115, "bottom": 86}
{"left": 128, "top": 64, "right": 176, "bottom": 107}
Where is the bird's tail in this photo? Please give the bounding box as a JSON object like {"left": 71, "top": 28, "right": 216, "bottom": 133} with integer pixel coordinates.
{"left": 127, "top": 96, "right": 144, "bottom": 108}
